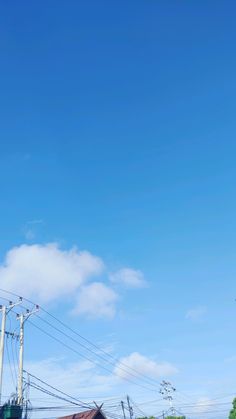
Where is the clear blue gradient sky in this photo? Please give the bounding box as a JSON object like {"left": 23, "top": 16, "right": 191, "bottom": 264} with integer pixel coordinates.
{"left": 0, "top": 1, "right": 236, "bottom": 417}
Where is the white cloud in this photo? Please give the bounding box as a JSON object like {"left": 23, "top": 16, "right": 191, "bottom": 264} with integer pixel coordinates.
{"left": 114, "top": 352, "right": 178, "bottom": 380}
{"left": 2, "top": 357, "right": 119, "bottom": 406}
{"left": 109, "top": 268, "right": 146, "bottom": 288}
{"left": 73, "top": 282, "right": 118, "bottom": 319}
{"left": 0, "top": 243, "right": 104, "bottom": 303}
{"left": 186, "top": 306, "right": 207, "bottom": 322}
{"left": 0, "top": 243, "right": 147, "bottom": 319}
{"left": 193, "top": 397, "right": 215, "bottom": 413}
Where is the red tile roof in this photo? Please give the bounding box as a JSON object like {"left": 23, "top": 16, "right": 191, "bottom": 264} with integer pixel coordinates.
{"left": 58, "top": 408, "right": 106, "bottom": 419}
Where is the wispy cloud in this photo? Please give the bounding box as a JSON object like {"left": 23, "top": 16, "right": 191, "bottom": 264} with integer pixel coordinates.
{"left": 114, "top": 352, "right": 178, "bottom": 380}
{"left": 109, "top": 268, "right": 147, "bottom": 288}
{"left": 186, "top": 306, "right": 207, "bottom": 322}
{"left": 27, "top": 219, "right": 44, "bottom": 225}
{"left": 192, "top": 397, "right": 215, "bottom": 413}
{"left": 24, "top": 228, "right": 35, "bottom": 240}
{"left": 2, "top": 357, "right": 119, "bottom": 405}
{"left": 23, "top": 219, "right": 44, "bottom": 241}
{"left": 224, "top": 354, "right": 236, "bottom": 363}
{"left": 72, "top": 282, "right": 118, "bottom": 319}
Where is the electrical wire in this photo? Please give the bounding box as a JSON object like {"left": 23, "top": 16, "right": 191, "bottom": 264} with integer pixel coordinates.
{"left": 27, "top": 381, "right": 90, "bottom": 408}
{"left": 1, "top": 288, "right": 231, "bottom": 419}
{"left": 6, "top": 310, "right": 18, "bottom": 387}
{"left": 34, "top": 313, "right": 159, "bottom": 389}
{"left": 23, "top": 372, "right": 93, "bottom": 408}
{"left": 0, "top": 292, "right": 163, "bottom": 394}
{"left": 6, "top": 336, "right": 16, "bottom": 389}
{"left": 26, "top": 319, "right": 158, "bottom": 393}
{"left": 0, "top": 290, "right": 162, "bottom": 389}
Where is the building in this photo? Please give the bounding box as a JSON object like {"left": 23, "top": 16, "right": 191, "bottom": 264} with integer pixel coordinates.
{"left": 58, "top": 408, "right": 107, "bottom": 419}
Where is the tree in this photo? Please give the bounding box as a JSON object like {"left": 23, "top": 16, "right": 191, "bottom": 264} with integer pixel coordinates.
{"left": 229, "top": 398, "right": 236, "bottom": 419}
{"left": 137, "top": 416, "right": 185, "bottom": 419}
{"left": 136, "top": 417, "right": 155, "bottom": 419}
{"left": 165, "top": 416, "right": 185, "bottom": 419}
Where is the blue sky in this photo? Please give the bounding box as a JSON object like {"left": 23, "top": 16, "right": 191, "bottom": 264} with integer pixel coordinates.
{"left": 0, "top": 1, "right": 236, "bottom": 418}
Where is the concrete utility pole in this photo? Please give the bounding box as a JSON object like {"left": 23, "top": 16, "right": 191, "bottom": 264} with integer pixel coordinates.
{"left": 17, "top": 313, "right": 24, "bottom": 406}
{"left": 0, "top": 300, "right": 22, "bottom": 406}
{"left": 121, "top": 401, "right": 126, "bottom": 419}
{"left": 17, "top": 306, "right": 39, "bottom": 406}
{"left": 127, "top": 396, "right": 133, "bottom": 419}
{"left": 0, "top": 305, "right": 7, "bottom": 406}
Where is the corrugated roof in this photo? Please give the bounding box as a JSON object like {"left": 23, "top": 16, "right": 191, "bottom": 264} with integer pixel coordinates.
{"left": 58, "top": 408, "right": 106, "bottom": 419}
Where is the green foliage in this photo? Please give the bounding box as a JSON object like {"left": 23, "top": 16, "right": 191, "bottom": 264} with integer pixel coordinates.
{"left": 229, "top": 398, "right": 236, "bottom": 419}
{"left": 137, "top": 416, "right": 185, "bottom": 419}
{"left": 165, "top": 416, "right": 185, "bottom": 419}
{"left": 136, "top": 417, "right": 155, "bottom": 419}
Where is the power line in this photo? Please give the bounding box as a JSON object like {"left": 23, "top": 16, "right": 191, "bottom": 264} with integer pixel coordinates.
{"left": 23, "top": 372, "right": 93, "bottom": 408}
{"left": 26, "top": 384, "right": 126, "bottom": 419}
{"left": 0, "top": 290, "right": 161, "bottom": 389}
{"left": 33, "top": 313, "right": 159, "bottom": 389}
{"left": 7, "top": 313, "right": 19, "bottom": 387}
{"left": 128, "top": 397, "right": 147, "bottom": 418}
{"left": 0, "top": 292, "right": 161, "bottom": 394}
{"left": 6, "top": 337, "right": 16, "bottom": 389}
{"left": 26, "top": 318, "right": 158, "bottom": 393}
{"left": 27, "top": 381, "right": 90, "bottom": 408}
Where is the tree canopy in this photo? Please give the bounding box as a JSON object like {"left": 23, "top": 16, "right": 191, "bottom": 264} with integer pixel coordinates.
{"left": 137, "top": 416, "right": 185, "bottom": 419}
{"left": 229, "top": 398, "right": 236, "bottom": 419}
{"left": 165, "top": 416, "right": 185, "bottom": 419}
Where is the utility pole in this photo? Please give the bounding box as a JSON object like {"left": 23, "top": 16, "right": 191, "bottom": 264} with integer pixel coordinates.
{"left": 0, "top": 305, "right": 6, "bottom": 406}
{"left": 127, "top": 396, "right": 133, "bottom": 419}
{"left": 121, "top": 401, "right": 126, "bottom": 419}
{"left": 0, "top": 299, "right": 22, "bottom": 406}
{"left": 17, "top": 313, "right": 24, "bottom": 406}
{"left": 17, "top": 306, "right": 39, "bottom": 406}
